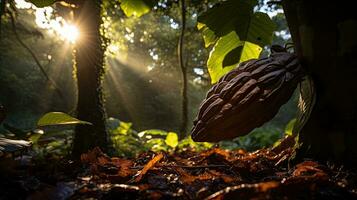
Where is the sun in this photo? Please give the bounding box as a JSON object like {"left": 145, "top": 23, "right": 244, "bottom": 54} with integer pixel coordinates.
{"left": 14, "top": 0, "right": 80, "bottom": 43}
{"left": 59, "top": 24, "right": 79, "bottom": 43}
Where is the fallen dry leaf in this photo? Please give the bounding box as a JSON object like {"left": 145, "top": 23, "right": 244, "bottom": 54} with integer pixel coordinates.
{"left": 131, "top": 153, "right": 164, "bottom": 183}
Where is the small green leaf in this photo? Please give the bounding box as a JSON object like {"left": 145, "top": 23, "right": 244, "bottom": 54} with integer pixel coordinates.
{"left": 165, "top": 132, "right": 178, "bottom": 148}
{"left": 37, "top": 112, "right": 92, "bottom": 127}
{"left": 119, "top": 0, "right": 152, "bottom": 17}
{"left": 28, "top": 0, "right": 57, "bottom": 7}
{"left": 119, "top": 121, "right": 133, "bottom": 135}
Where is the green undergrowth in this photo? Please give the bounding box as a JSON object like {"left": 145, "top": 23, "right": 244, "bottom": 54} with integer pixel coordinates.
{"left": 108, "top": 117, "right": 295, "bottom": 157}
{"left": 0, "top": 112, "right": 295, "bottom": 159}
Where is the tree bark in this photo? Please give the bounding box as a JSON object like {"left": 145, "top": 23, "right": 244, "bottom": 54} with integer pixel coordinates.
{"left": 283, "top": 1, "right": 357, "bottom": 164}
{"left": 71, "top": 0, "right": 108, "bottom": 158}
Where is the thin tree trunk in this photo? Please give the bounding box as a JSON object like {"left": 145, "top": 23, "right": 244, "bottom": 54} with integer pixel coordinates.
{"left": 178, "top": 0, "right": 188, "bottom": 136}
{"left": 0, "top": 0, "right": 5, "bottom": 37}
{"left": 72, "top": 0, "right": 108, "bottom": 158}
{"left": 283, "top": 0, "right": 357, "bottom": 164}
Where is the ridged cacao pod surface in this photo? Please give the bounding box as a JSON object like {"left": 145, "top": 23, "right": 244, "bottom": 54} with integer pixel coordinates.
{"left": 191, "top": 49, "right": 304, "bottom": 142}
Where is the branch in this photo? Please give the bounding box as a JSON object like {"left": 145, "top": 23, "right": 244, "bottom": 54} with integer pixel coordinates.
{"left": 7, "top": 10, "right": 67, "bottom": 104}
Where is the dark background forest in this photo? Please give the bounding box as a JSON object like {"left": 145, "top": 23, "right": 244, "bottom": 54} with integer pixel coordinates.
{"left": 0, "top": 0, "right": 295, "bottom": 153}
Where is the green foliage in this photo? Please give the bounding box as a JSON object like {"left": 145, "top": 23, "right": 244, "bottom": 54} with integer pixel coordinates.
{"left": 177, "top": 136, "right": 213, "bottom": 151}
{"left": 1, "top": 112, "right": 88, "bottom": 159}
{"left": 119, "top": 0, "right": 153, "bottom": 17}
{"left": 198, "top": 0, "right": 276, "bottom": 83}
{"left": 30, "top": 112, "right": 91, "bottom": 157}
{"left": 27, "top": 0, "right": 57, "bottom": 8}
{"left": 37, "top": 112, "right": 92, "bottom": 127}
{"left": 109, "top": 118, "right": 213, "bottom": 157}
{"left": 219, "top": 126, "right": 282, "bottom": 151}
{"left": 29, "top": 129, "right": 72, "bottom": 159}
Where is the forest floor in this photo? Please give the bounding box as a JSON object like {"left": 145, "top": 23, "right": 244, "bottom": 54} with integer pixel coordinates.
{"left": 1, "top": 141, "right": 357, "bottom": 200}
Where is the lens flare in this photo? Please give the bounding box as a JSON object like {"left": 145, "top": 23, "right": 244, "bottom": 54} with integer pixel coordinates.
{"left": 59, "top": 24, "right": 79, "bottom": 43}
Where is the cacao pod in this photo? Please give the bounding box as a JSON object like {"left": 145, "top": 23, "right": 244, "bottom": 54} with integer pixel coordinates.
{"left": 191, "top": 47, "right": 305, "bottom": 142}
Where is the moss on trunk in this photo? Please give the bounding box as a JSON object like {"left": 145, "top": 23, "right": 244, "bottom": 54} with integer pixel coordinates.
{"left": 72, "top": 0, "right": 108, "bottom": 158}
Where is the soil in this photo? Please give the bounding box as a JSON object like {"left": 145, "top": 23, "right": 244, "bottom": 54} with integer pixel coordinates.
{"left": 1, "top": 143, "right": 357, "bottom": 200}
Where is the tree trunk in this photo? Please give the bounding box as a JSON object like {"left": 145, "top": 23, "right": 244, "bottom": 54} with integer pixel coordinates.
{"left": 283, "top": 1, "right": 357, "bottom": 164}
{"left": 72, "top": 0, "right": 108, "bottom": 158}
{"left": 178, "top": 0, "right": 188, "bottom": 136}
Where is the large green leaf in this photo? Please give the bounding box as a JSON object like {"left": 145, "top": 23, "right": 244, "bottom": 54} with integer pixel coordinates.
{"left": 28, "top": 0, "right": 57, "bottom": 7}
{"left": 198, "top": 0, "right": 256, "bottom": 37}
{"left": 207, "top": 32, "right": 261, "bottom": 83}
{"left": 235, "top": 12, "right": 276, "bottom": 47}
{"left": 198, "top": 0, "right": 274, "bottom": 47}
{"left": 37, "top": 112, "right": 92, "bottom": 127}
{"left": 198, "top": 0, "right": 275, "bottom": 83}
{"left": 207, "top": 32, "right": 240, "bottom": 83}
{"left": 119, "top": 0, "right": 153, "bottom": 17}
